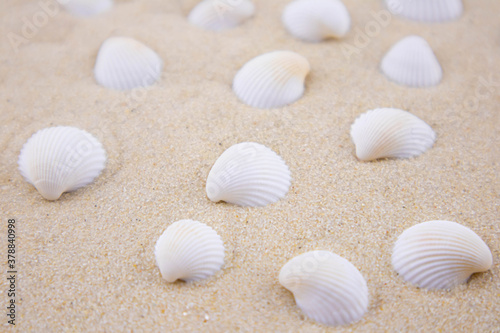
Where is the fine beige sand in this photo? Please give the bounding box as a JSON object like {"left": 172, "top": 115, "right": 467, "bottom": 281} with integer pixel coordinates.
{"left": 1, "top": 0, "right": 499, "bottom": 331}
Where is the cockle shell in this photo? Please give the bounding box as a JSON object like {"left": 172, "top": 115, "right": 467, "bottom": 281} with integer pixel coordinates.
{"left": 188, "top": 0, "right": 255, "bottom": 31}
{"left": 385, "top": 0, "right": 463, "bottom": 23}
{"left": 94, "top": 37, "right": 163, "bottom": 91}
{"left": 279, "top": 251, "right": 369, "bottom": 326}
{"left": 282, "top": 0, "right": 351, "bottom": 42}
{"left": 154, "top": 220, "right": 225, "bottom": 283}
{"left": 381, "top": 35, "right": 442, "bottom": 88}
{"left": 18, "top": 126, "right": 106, "bottom": 200}
{"left": 61, "top": 0, "right": 113, "bottom": 17}
{"left": 206, "top": 142, "right": 291, "bottom": 207}
{"left": 350, "top": 108, "right": 436, "bottom": 161}
{"left": 233, "top": 51, "right": 310, "bottom": 109}
{"left": 392, "top": 221, "right": 493, "bottom": 290}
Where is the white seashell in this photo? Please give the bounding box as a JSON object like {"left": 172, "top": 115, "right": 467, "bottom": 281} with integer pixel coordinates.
{"left": 154, "top": 220, "right": 225, "bottom": 283}
{"left": 18, "top": 126, "right": 106, "bottom": 201}
{"left": 282, "top": 0, "right": 351, "bottom": 42}
{"left": 206, "top": 142, "right": 291, "bottom": 207}
{"left": 188, "top": 0, "right": 255, "bottom": 31}
{"left": 60, "top": 0, "right": 113, "bottom": 17}
{"left": 233, "top": 51, "right": 310, "bottom": 108}
{"left": 94, "top": 37, "right": 163, "bottom": 91}
{"left": 279, "top": 251, "right": 369, "bottom": 326}
{"left": 381, "top": 35, "right": 442, "bottom": 87}
{"left": 392, "top": 221, "right": 493, "bottom": 290}
{"left": 350, "top": 108, "right": 436, "bottom": 161}
{"left": 385, "top": 0, "right": 463, "bottom": 23}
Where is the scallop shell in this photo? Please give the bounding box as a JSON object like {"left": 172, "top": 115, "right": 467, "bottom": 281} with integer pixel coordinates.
{"left": 381, "top": 35, "right": 442, "bottom": 88}
{"left": 188, "top": 0, "right": 255, "bottom": 31}
{"left": 350, "top": 108, "right": 436, "bottom": 161}
{"left": 18, "top": 126, "right": 106, "bottom": 201}
{"left": 279, "top": 251, "right": 369, "bottom": 326}
{"left": 206, "top": 142, "right": 291, "bottom": 207}
{"left": 62, "top": 0, "right": 113, "bottom": 17}
{"left": 282, "top": 0, "right": 351, "bottom": 42}
{"left": 154, "top": 220, "right": 225, "bottom": 283}
{"left": 94, "top": 37, "right": 163, "bottom": 91}
{"left": 392, "top": 221, "right": 493, "bottom": 290}
{"left": 385, "top": 0, "right": 463, "bottom": 23}
{"left": 233, "top": 50, "right": 310, "bottom": 109}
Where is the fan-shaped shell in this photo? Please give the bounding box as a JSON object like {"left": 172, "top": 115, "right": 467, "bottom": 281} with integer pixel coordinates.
{"left": 18, "top": 126, "right": 106, "bottom": 200}
{"left": 279, "top": 251, "right": 368, "bottom": 326}
{"left": 381, "top": 35, "right": 442, "bottom": 88}
{"left": 350, "top": 108, "right": 436, "bottom": 161}
{"left": 62, "top": 0, "right": 113, "bottom": 17}
{"left": 233, "top": 50, "right": 310, "bottom": 109}
{"left": 206, "top": 142, "right": 291, "bottom": 207}
{"left": 154, "top": 220, "right": 225, "bottom": 283}
{"left": 94, "top": 37, "right": 163, "bottom": 91}
{"left": 385, "top": 0, "right": 463, "bottom": 23}
{"left": 392, "top": 221, "right": 493, "bottom": 290}
{"left": 188, "top": 0, "right": 255, "bottom": 31}
{"left": 282, "top": 0, "right": 351, "bottom": 42}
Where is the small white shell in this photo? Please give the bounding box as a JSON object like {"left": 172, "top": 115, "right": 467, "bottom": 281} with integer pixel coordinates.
{"left": 392, "top": 221, "right": 493, "bottom": 290}
{"left": 279, "top": 251, "right": 369, "bottom": 326}
{"left": 94, "top": 37, "right": 163, "bottom": 91}
{"left": 18, "top": 126, "right": 106, "bottom": 200}
{"left": 206, "top": 142, "right": 291, "bottom": 207}
{"left": 233, "top": 50, "right": 310, "bottom": 109}
{"left": 61, "top": 0, "right": 113, "bottom": 17}
{"left": 154, "top": 220, "right": 225, "bottom": 283}
{"left": 282, "top": 0, "right": 351, "bottom": 42}
{"left": 188, "top": 0, "right": 255, "bottom": 31}
{"left": 350, "top": 108, "right": 436, "bottom": 161}
{"left": 385, "top": 0, "right": 463, "bottom": 23}
{"left": 381, "top": 35, "right": 442, "bottom": 88}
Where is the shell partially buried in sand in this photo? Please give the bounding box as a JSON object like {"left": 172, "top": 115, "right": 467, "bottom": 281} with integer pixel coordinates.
{"left": 392, "top": 220, "right": 493, "bottom": 290}
{"left": 279, "top": 251, "right": 369, "bottom": 326}
{"left": 233, "top": 50, "right": 310, "bottom": 109}
{"left": 154, "top": 220, "right": 225, "bottom": 283}
{"left": 206, "top": 142, "right": 291, "bottom": 207}
{"left": 385, "top": 0, "right": 463, "bottom": 23}
{"left": 18, "top": 126, "right": 107, "bottom": 200}
{"left": 188, "top": 0, "right": 255, "bottom": 31}
{"left": 62, "top": 0, "right": 113, "bottom": 17}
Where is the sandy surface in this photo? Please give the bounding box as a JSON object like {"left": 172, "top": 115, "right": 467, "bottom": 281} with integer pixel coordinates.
{"left": 1, "top": 0, "right": 499, "bottom": 331}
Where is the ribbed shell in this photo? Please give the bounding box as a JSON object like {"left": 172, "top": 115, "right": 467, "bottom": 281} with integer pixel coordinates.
{"left": 188, "top": 0, "right": 255, "bottom": 31}
{"left": 279, "top": 251, "right": 368, "bottom": 326}
{"left": 381, "top": 35, "right": 442, "bottom": 88}
{"left": 282, "top": 0, "right": 351, "bottom": 42}
{"left": 233, "top": 51, "right": 310, "bottom": 109}
{"left": 18, "top": 126, "right": 106, "bottom": 200}
{"left": 385, "top": 0, "right": 463, "bottom": 23}
{"left": 154, "top": 220, "right": 225, "bottom": 283}
{"left": 350, "top": 108, "right": 436, "bottom": 161}
{"left": 94, "top": 37, "right": 163, "bottom": 91}
{"left": 392, "top": 221, "right": 493, "bottom": 290}
{"left": 206, "top": 142, "right": 291, "bottom": 207}
{"left": 63, "top": 0, "right": 113, "bottom": 17}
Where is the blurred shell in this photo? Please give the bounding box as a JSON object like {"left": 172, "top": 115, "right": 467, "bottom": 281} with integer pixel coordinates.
{"left": 154, "top": 220, "right": 225, "bottom": 283}
{"left": 233, "top": 50, "right": 310, "bottom": 109}
{"left": 188, "top": 0, "right": 255, "bottom": 31}
{"left": 61, "top": 0, "right": 113, "bottom": 17}
{"left": 392, "top": 221, "right": 493, "bottom": 289}
{"left": 350, "top": 108, "right": 436, "bottom": 161}
{"left": 94, "top": 37, "right": 163, "bottom": 91}
{"left": 282, "top": 0, "right": 351, "bottom": 42}
{"left": 381, "top": 35, "right": 442, "bottom": 88}
{"left": 279, "top": 251, "right": 368, "bottom": 326}
{"left": 18, "top": 126, "right": 106, "bottom": 200}
{"left": 206, "top": 142, "right": 291, "bottom": 207}
{"left": 385, "top": 0, "right": 463, "bottom": 23}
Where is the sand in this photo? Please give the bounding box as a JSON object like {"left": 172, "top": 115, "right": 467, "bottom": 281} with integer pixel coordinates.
{"left": 1, "top": 0, "right": 499, "bottom": 331}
